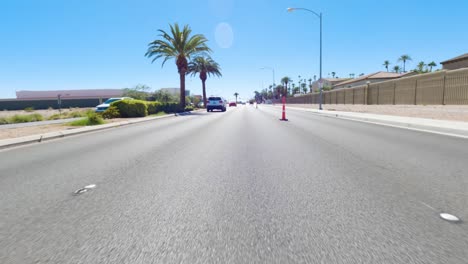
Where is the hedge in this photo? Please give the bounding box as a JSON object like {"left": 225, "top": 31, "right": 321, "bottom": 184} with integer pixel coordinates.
{"left": 146, "top": 102, "right": 181, "bottom": 114}
{"left": 112, "top": 99, "right": 148, "bottom": 117}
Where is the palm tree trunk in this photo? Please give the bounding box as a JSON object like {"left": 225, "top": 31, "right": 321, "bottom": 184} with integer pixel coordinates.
{"left": 202, "top": 79, "right": 207, "bottom": 108}
{"left": 179, "top": 72, "right": 186, "bottom": 110}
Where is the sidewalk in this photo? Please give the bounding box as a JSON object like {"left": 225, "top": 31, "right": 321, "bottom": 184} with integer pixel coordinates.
{"left": 284, "top": 104, "right": 468, "bottom": 122}
{"left": 269, "top": 104, "right": 468, "bottom": 138}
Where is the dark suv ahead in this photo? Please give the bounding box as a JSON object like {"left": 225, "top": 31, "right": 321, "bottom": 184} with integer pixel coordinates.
{"left": 206, "top": 97, "right": 227, "bottom": 112}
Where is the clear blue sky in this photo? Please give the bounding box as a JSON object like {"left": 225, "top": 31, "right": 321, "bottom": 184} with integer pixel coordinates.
{"left": 1, "top": 0, "right": 467, "bottom": 101}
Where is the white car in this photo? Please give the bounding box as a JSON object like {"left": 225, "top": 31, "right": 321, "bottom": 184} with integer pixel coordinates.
{"left": 206, "top": 96, "right": 227, "bottom": 112}
{"left": 95, "top": 97, "right": 132, "bottom": 112}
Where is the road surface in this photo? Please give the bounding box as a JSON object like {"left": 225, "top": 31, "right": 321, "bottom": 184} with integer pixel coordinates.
{"left": 1, "top": 105, "right": 467, "bottom": 263}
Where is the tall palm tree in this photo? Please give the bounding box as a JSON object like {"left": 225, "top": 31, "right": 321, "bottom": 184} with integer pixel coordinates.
{"left": 187, "top": 56, "right": 222, "bottom": 107}
{"left": 417, "top": 61, "right": 426, "bottom": 73}
{"left": 281, "top": 77, "right": 291, "bottom": 97}
{"left": 383, "top": 60, "right": 391, "bottom": 72}
{"left": 428, "top": 61, "right": 437, "bottom": 72}
{"left": 398, "top": 54, "right": 412, "bottom": 73}
{"left": 301, "top": 83, "right": 307, "bottom": 94}
{"left": 393, "top": 65, "right": 401, "bottom": 73}
{"left": 146, "top": 23, "right": 211, "bottom": 109}
{"left": 331, "top": 72, "right": 336, "bottom": 78}
{"left": 234, "top": 92, "right": 239, "bottom": 103}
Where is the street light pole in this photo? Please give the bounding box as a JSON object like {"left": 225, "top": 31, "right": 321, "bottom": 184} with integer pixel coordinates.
{"left": 287, "top": 7, "right": 323, "bottom": 110}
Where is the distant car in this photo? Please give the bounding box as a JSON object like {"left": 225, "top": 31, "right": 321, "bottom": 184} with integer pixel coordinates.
{"left": 229, "top": 102, "right": 237, "bottom": 107}
{"left": 95, "top": 97, "right": 132, "bottom": 112}
{"left": 206, "top": 96, "right": 227, "bottom": 112}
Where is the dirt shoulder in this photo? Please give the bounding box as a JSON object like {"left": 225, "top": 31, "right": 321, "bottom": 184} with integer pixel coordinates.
{"left": 0, "top": 108, "right": 93, "bottom": 119}
{"left": 284, "top": 104, "right": 468, "bottom": 122}
{"left": 0, "top": 118, "right": 124, "bottom": 140}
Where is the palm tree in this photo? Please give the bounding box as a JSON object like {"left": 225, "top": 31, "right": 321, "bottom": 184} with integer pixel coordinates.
{"left": 281, "top": 77, "right": 291, "bottom": 97}
{"left": 428, "top": 61, "right": 437, "bottom": 72}
{"left": 146, "top": 23, "right": 211, "bottom": 109}
{"left": 383, "top": 60, "right": 391, "bottom": 72}
{"left": 393, "top": 65, "right": 401, "bottom": 73}
{"left": 313, "top": 75, "right": 317, "bottom": 81}
{"left": 398, "top": 54, "right": 412, "bottom": 72}
{"left": 331, "top": 72, "right": 336, "bottom": 78}
{"left": 187, "top": 56, "right": 222, "bottom": 107}
{"left": 301, "top": 83, "right": 307, "bottom": 94}
{"left": 233, "top": 92, "right": 239, "bottom": 103}
{"left": 350, "top": 73, "right": 355, "bottom": 78}
{"left": 416, "top": 61, "right": 426, "bottom": 73}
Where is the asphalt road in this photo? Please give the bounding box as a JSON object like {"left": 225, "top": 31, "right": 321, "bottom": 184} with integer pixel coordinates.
{"left": 1, "top": 105, "right": 467, "bottom": 263}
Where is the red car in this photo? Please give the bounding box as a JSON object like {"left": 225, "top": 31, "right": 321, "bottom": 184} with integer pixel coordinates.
{"left": 229, "top": 102, "right": 237, "bottom": 107}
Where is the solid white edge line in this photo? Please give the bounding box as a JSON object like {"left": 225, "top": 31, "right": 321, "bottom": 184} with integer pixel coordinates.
{"left": 270, "top": 106, "right": 468, "bottom": 139}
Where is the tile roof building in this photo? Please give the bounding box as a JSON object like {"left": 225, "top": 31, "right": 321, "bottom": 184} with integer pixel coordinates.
{"left": 441, "top": 53, "right": 468, "bottom": 70}
{"left": 16, "top": 89, "right": 124, "bottom": 100}
{"left": 332, "top": 72, "right": 403, "bottom": 89}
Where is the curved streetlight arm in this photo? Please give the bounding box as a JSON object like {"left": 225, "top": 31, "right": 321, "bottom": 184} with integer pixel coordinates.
{"left": 287, "top": 7, "right": 321, "bottom": 18}
{"left": 287, "top": 6, "right": 323, "bottom": 110}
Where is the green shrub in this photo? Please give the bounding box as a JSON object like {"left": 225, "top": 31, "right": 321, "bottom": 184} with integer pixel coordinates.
{"left": 101, "top": 106, "right": 120, "bottom": 119}
{"left": 48, "top": 114, "right": 62, "bottom": 120}
{"left": 184, "top": 106, "right": 194, "bottom": 112}
{"left": 9, "top": 113, "right": 44, "bottom": 123}
{"left": 161, "top": 102, "right": 181, "bottom": 113}
{"left": 113, "top": 99, "right": 148, "bottom": 117}
{"left": 146, "top": 101, "right": 162, "bottom": 115}
{"left": 68, "top": 111, "right": 87, "bottom": 118}
{"left": 24, "top": 107, "right": 34, "bottom": 112}
{"left": 87, "top": 112, "right": 104, "bottom": 125}
{"left": 0, "top": 117, "right": 9, "bottom": 124}
{"left": 69, "top": 112, "right": 104, "bottom": 126}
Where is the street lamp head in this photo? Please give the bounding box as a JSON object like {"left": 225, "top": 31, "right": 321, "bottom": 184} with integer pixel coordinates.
{"left": 287, "top": 7, "right": 296, "bottom": 12}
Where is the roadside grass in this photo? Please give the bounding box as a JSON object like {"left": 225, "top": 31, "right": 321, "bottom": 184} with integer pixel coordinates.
{"left": 149, "top": 111, "right": 167, "bottom": 117}
{"left": 68, "top": 113, "right": 105, "bottom": 126}
{"left": 48, "top": 109, "right": 91, "bottom": 120}
{"left": 5, "top": 113, "right": 44, "bottom": 124}
{"left": 0, "top": 117, "right": 9, "bottom": 124}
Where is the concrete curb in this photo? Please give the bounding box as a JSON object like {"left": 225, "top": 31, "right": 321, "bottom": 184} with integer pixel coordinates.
{"left": 269, "top": 105, "right": 468, "bottom": 138}
{"left": 0, "top": 110, "right": 204, "bottom": 149}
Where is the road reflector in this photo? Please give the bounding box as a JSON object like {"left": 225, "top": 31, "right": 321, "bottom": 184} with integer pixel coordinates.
{"left": 440, "top": 213, "right": 460, "bottom": 222}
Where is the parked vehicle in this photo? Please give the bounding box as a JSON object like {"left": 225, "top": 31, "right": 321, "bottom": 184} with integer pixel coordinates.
{"left": 95, "top": 97, "right": 133, "bottom": 112}
{"left": 206, "top": 96, "right": 227, "bottom": 112}
{"left": 229, "top": 102, "right": 237, "bottom": 107}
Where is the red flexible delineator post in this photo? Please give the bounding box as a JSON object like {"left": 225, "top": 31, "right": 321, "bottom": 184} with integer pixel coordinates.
{"left": 280, "top": 95, "right": 288, "bottom": 121}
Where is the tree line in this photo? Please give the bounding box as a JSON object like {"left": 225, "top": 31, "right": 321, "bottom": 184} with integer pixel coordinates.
{"left": 383, "top": 55, "right": 437, "bottom": 74}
